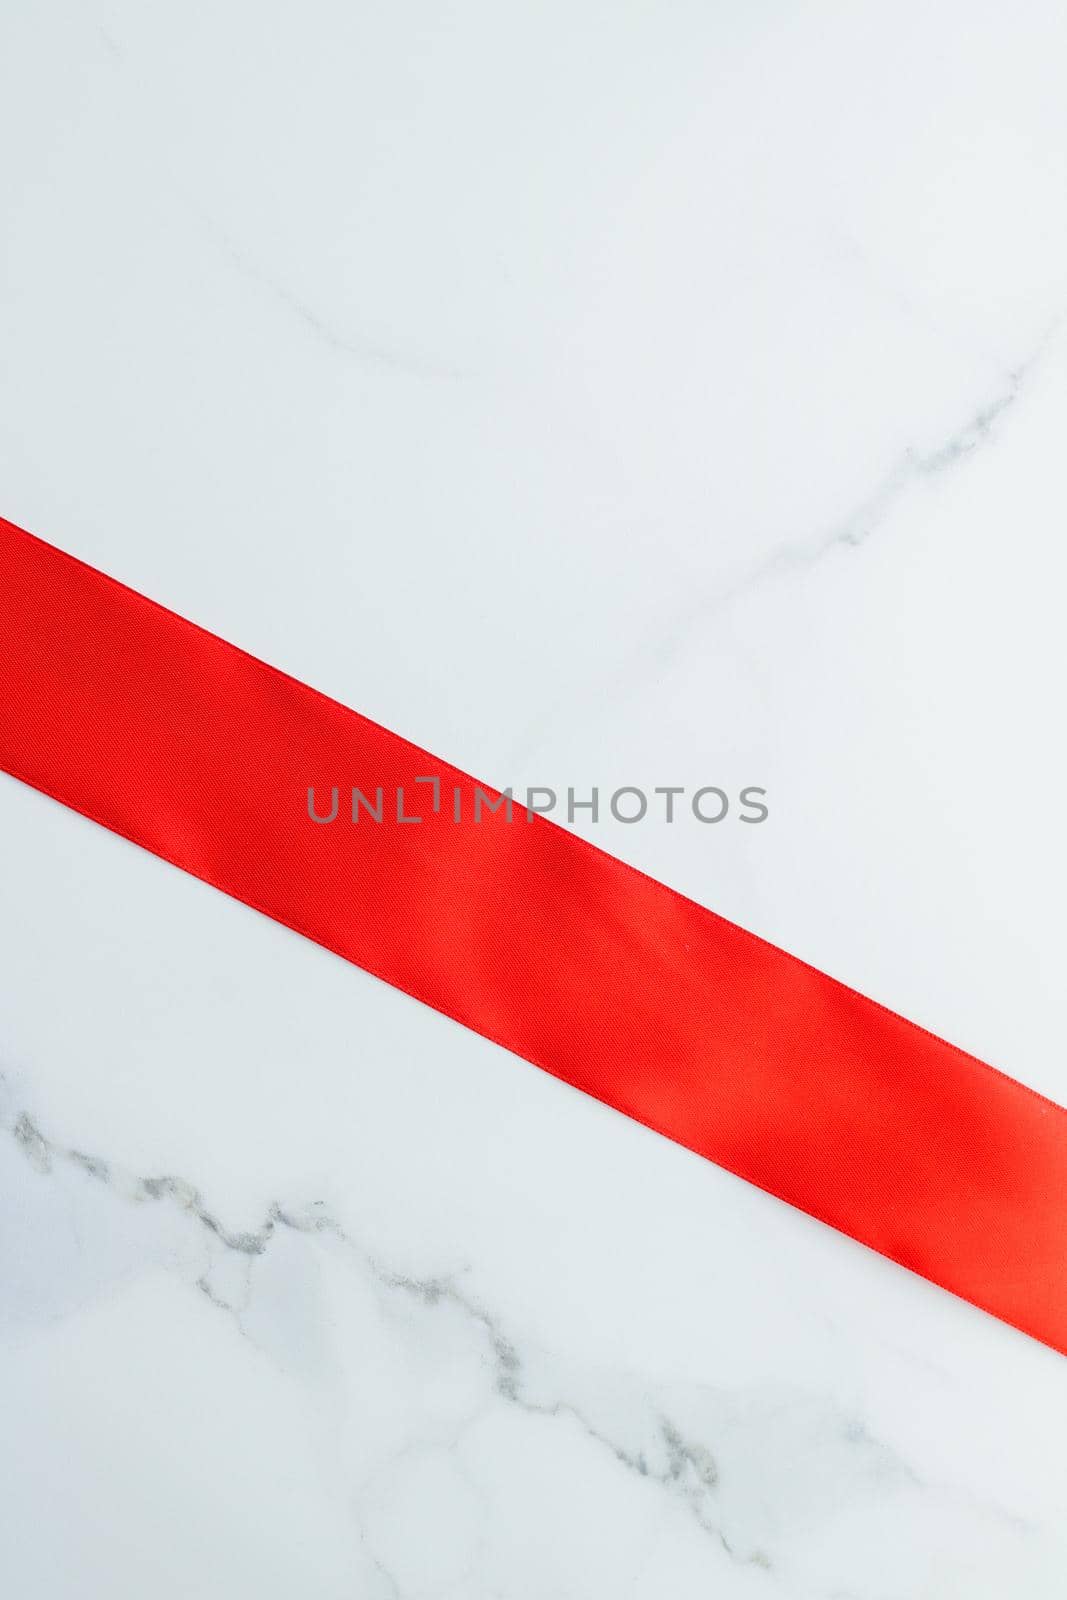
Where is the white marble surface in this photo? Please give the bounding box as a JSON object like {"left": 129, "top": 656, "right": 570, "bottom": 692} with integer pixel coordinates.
{"left": 3, "top": 2, "right": 1067, "bottom": 1595}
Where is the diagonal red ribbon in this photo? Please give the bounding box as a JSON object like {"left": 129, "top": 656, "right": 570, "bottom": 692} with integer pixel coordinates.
{"left": 2, "top": 513, "right": 1065, "bottom": 1354}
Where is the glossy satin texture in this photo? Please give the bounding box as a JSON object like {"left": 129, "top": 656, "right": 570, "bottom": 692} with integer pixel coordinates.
{"left": 2, "top": 514, "right": 1065, "bottom": 1355}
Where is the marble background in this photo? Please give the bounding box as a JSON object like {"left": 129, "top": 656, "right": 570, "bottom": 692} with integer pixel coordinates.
{"left": 2, "top": 2, "right": 1067, "bottom": 1595}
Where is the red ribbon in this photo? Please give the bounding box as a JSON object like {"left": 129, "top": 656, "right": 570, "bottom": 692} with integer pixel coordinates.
{"left": 2, "top": 513, "right": 1065, "bottom": 1354}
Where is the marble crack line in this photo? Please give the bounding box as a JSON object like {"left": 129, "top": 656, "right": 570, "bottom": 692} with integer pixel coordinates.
{"left": 2, "top": 1083, "right": 1032, "bottom": 1571}
{"left": 520, "top": 1396, "right": 766, "bottom": 1568}
{"left": 88, "top": 32, "right": 460, "bottom": 380}
{"left": 1, "top": 1087, "right": 770, "bottom": 1568}
{"left": 371, "top": 1267, "right": 770, "bottom": 1566}
{"left": 185, "top": 196, "right": 466, "bottom": 380}
{"left": 506, "top": 319, "right": 1060, "bottom": 767}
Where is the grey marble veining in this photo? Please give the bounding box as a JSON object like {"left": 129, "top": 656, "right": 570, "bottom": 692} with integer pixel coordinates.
{"left": 2, "top": 1074, "right": 1054, "bottom": 1597}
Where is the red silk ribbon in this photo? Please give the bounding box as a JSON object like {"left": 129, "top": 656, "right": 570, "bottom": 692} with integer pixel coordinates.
{"left": 2, "top": 513, "right": 1065, "bottom": 1354}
